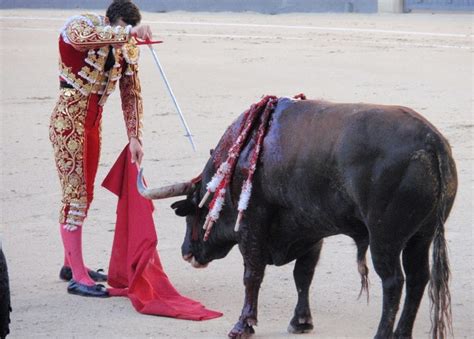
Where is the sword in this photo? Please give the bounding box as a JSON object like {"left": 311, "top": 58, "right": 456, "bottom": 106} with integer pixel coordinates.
{"left": 147, "top": 44, "right": 197, "bottom": 152}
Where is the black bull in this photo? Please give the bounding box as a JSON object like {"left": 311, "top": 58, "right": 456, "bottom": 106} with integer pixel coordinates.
{"left": 139, "top": 98, "right": 457, "bottom": 338}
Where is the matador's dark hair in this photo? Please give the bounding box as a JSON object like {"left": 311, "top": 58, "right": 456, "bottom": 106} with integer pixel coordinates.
{"left": 106, "top": 0, "right": 141, "bottom": 27}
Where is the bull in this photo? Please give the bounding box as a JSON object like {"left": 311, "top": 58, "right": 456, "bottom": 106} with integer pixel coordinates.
{"left": 138, "top": 98, "right": 457, "bottom": 338}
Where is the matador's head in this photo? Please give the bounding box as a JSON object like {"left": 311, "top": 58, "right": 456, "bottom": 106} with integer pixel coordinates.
{"left": 106, "top": 0, "right": 142, "bottom": 27}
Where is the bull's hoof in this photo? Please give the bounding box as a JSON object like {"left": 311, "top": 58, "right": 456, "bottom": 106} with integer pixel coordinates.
{"left": 288, "top": 316, "right": 314, "bottom": 334}
{"left": 393, "top": 331, "right": 411, "bottom": 339}
{"left": 228, "top": 321, "right": 255, "bottom": 338}
{"left": 374, "top": 333, "right": 394, "bottom": 339}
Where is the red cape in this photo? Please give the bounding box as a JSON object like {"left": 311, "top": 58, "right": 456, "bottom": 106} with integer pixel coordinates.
{"left": 102, "top": 146, "right": 222, "bottom": 320}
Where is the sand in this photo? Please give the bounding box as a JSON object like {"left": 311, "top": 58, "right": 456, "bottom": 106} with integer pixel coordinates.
{"left": 0, "top": 9, "right": 472, "bottom": 338}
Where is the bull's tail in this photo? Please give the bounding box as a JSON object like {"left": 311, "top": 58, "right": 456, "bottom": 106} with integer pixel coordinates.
{"left": 428, "top": 139, "right": 455, "bottom": 339}
{"left": 429, "top": 220, "right": 452, "bottom": 339}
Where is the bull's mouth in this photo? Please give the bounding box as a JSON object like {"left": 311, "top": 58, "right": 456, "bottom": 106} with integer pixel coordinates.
{"left": 182, "top": 253, "right": 208, "bottom": 269}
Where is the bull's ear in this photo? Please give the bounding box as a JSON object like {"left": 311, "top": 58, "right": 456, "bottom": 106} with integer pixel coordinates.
{"left": 171, "top": 199, "right": 195, "bottom": 217}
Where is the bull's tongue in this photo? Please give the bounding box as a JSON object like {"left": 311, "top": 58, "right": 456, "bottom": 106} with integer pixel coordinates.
{"left": 183, "top": 253, "right": 193, "bottom": 262}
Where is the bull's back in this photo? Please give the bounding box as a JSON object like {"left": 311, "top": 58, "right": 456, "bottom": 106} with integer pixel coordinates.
{"left": 259, "top": 99, "right": 400, "bottom": 205}
{"left": 258, "top": 99, "right": 453, "bottom": 232}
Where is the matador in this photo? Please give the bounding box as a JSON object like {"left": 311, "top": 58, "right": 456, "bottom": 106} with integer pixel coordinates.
{"left": 49, "top": 0, "right": 152, "bottom": 297}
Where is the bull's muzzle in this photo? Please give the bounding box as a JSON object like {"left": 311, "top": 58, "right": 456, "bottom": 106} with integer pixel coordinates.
{"left": 137, "top": 168, "right": 196, "bottom": 199}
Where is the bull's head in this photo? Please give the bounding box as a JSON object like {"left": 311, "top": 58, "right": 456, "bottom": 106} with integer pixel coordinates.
{"left": 137, "top": 168, "right": 238, "bottom": 269}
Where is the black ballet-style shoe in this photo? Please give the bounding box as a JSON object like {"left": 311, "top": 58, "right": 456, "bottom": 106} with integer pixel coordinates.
{"left": 67, "top": 280, "right": 109, "bottom": 298}
{"left": 59, "top": 266, "right": 108, "bottom": 282}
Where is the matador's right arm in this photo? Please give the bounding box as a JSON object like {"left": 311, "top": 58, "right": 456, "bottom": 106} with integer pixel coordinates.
{"left": 62, "top": 14, "right": 132, "bottom": 51}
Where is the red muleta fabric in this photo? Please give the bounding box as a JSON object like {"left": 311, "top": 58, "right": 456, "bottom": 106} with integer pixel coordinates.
{"left": 102, "top": 145, "right": 222, "bottom": 320}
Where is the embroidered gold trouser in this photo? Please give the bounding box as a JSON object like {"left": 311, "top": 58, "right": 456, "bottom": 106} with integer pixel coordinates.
{"left": 49, "top": 88, "right": 102, "bottom": 226}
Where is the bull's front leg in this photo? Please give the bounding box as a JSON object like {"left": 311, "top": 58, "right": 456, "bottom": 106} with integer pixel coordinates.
{"left": 229, "top": 226, "right": 267, "bottom": 338}
{"left": 228, "top": 262, "right": 266, "bottom": 338}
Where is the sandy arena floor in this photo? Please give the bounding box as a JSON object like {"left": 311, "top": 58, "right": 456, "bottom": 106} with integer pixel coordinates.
{"left": 0, "top": 9, "right": 472, "bottom": 338}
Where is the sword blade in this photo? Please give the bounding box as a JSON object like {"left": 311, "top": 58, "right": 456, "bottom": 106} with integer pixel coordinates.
{"left": 148, "top": 45, "right": 197, "bottom": 152}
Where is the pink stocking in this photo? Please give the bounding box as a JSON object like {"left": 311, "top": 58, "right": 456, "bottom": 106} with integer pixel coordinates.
{"left": 63, "top": 252, "right": 69, "bottom": 267}
{"left": 60, "top": 224, "right": 95, "bottom": 286}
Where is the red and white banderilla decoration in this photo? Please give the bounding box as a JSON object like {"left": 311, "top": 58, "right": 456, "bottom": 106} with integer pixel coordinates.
{"left": 199, "top": 94, "right": 307, "bottom": 241}
{"left": 199, "top": 96, "right": 278, "bottom": 240}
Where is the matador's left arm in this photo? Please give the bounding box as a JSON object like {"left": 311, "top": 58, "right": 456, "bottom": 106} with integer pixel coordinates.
{"left": 120, "top": 42, "right": 143, "bottom": 142}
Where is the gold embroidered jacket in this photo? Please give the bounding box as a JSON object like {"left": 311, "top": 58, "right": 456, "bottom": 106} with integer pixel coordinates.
{"left": 58, "top": 13, "right": 143, "bottom": 140}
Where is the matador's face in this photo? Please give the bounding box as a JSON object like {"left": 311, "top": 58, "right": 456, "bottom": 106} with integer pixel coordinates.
{"left": 114, "top": 18, "right": 128, "bottom": 28}
{"left": 109, "top": 18, "right": 131, "bottom": 48}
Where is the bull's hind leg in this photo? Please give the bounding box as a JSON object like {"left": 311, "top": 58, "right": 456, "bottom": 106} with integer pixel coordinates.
{"left": 394, "top": 232, "right": 433, "bottom": 338}
{"left": 366, "top": 148, "right": 440, "bottom": 338}
{"left": 369, "top": 204, "right": 431, "bottom": 338}
{"left": 370, "top": 242, "right": 405, "bottom": 339}
{"left": 288, "top": 240, "right": 323, "bottom": 334}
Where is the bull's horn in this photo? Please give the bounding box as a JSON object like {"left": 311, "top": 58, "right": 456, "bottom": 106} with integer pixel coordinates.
{"left": 137, "top": 168, "right": 195, "bottom": 199}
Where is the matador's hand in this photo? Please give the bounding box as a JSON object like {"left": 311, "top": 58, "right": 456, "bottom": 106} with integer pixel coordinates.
{"left": 131, "top": 24, "right": 153, "bottom": 41}
{"left": 129, "top": 137, "right": 144, "bottom": 166}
